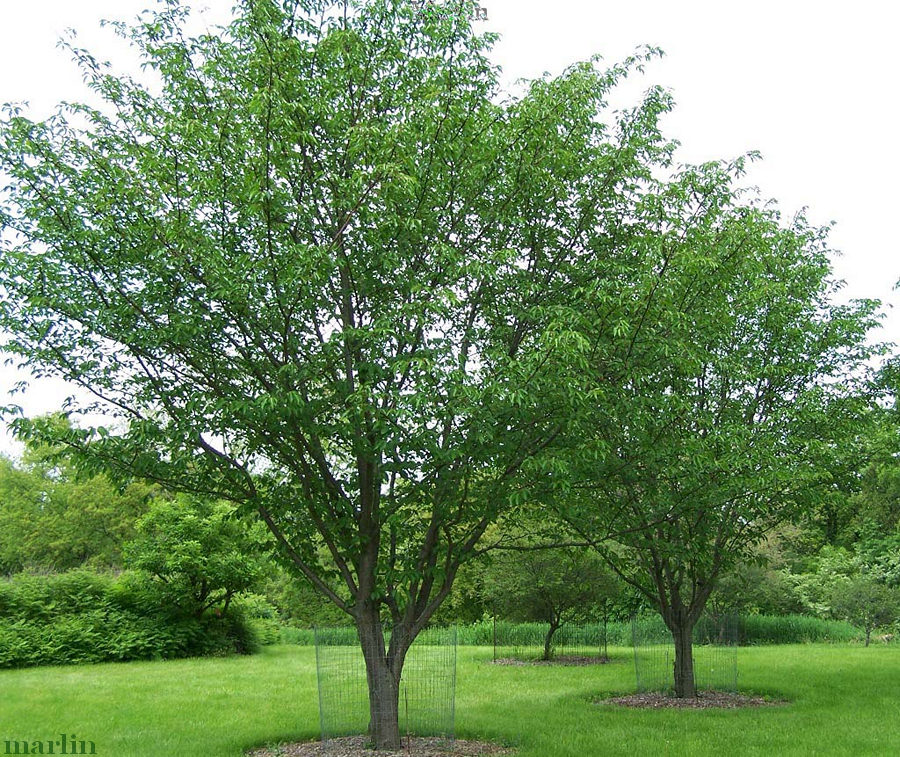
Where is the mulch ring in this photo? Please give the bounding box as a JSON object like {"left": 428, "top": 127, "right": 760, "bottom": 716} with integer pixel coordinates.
{"left": 493, "top": 655, "right": 613, "bottom": 667}
{"left": 247, "top": 736, "right": 515, "bottom": 757}
{"left": 600, "top": 691, "right": 787, "bottom": 709}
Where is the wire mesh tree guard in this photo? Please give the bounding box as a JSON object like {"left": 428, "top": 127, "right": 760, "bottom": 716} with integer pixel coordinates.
{"left": 490, "top": 619, "right": 612, "bottom": 663}
{"left": 314, "top": 625, "right": 457, "bottom": 749}
{"left": 631, "top": 613, "right": 739, "bottom": 693}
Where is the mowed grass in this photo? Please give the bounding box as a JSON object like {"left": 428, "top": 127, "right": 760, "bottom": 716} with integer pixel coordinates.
{"left": 1, "top": 644, "right": 899, "bottom": 756}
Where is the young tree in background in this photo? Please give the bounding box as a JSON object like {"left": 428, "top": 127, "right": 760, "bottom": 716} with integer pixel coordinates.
{"left": 832, "top": 576, "right": 899, "bottom": 647}
{"left": 125, "top": 495, "right": 267, "bottom": 617}
{"left": 483, "top": 545, "right": 621, "bottom": 660}
{"left": 553, "top": 160, "right": 883, "bottom": 697}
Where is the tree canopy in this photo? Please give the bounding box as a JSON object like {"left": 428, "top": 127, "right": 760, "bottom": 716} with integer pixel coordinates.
{"left": 483, "top": 543, "right": 621, "bottom": 660}
{"left": 0, "top": 0, "right": 679, "bottom": 745}
{"left": 547, "top": 158, "right": 883, "bottom": 696}
{"left": 0, "top": 416, "right": 155, "bottom": 574}
{"left": 0, "top": 0, "right": 887, "bottom": 732}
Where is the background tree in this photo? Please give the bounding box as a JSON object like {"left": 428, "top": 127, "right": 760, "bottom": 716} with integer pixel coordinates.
{"left": 786, "top": 545, "right": 858, "bottom": 617}
{"left": 831, "top": 575, "right": 899, "bottom": 646}
{"left": 261, "top": 566, "right": 352, "bottom": 628}
{"left": 0, "top": 417, "right": 154, "bottom": 574}
{"left": 125, "top": 495, "right": 267, "bottom": 617}
{"left": 483, "top": 545, "right": 621, "bottom": 660}
{"left": 845, "top": 402, "right": 900, "bottom": 541}
{"left": 0, "top": 0, "right": 671, "bottom": 745}
{"left": 551, "top": 159, "right": 883, "bottom": 697}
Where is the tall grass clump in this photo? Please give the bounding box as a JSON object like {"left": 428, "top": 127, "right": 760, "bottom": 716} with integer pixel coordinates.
{"left": 740, "top": 614, "right": 860, "bottom": 644}
{"left": 277, "top": 614, "right": 863, "bottom": 649}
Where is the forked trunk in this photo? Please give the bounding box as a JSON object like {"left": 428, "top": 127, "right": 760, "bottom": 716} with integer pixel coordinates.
{"left": 357, "top": 612, "right": 405, "bottom": 750}
{"left": 672, "top": 622, "right": 696, "bottom": 698}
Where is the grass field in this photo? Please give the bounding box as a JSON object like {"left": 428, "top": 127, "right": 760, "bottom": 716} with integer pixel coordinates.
{"left": 1, "top": 644, "right": 898, "bottom": 756}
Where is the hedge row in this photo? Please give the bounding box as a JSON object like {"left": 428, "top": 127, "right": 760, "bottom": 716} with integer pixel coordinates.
{"left": 0, "top": 570, "right": 258, "bottom": 668}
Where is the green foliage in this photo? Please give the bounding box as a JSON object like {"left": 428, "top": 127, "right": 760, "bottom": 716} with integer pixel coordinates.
{"left": 709, "top": 559, "right": 804, "bottom": 616}
{"left": 248, "top": 620, "right": 282, "bottom": 647}
{"left": 845, "top": 400, "right": 900, "bottom": 537}
{"left": 278, "top": 626, "right": 318, "bottom": 645}
{"left": 260, "top": 568, "right": 351, "bottom": 628}
{"left": 831, "top": 575, "right": 900, "bottom": 645}
{"left": 712, "top": 521, "right": 900, "bottom": 627}
{"left": 738, "top": 614, "right": 860, "bottom": 645}
{"left": 233, "top": 593, "right": 284, "bottom": 646}
{"left": 125, "top": 495, "right": 267, "bottom": 617}
{"left": 854, "top": 530, "right": 900, "bottom": 587}
{"left": 784, "top": 545, "right": 857, "bottom": 616}
{"left": 854, "top": 462, "right": 900, "bottom": 535}
{"left": 428, "top": 555, "right": 491, "bottom": 624}
{"left": 481, "top": 545, "right": 625, "bottom": 651}
{"left": 0, "top": 570, "right": 259, "bottom": 668}
{"left": 276, "top": 615, "right": 861, "bottom": 648}
{"left": 0, "top": 447, "right": 154, "bottom": 575}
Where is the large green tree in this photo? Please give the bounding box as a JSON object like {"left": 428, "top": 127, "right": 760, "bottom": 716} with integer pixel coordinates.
{"left": 0, "top": 0, "right": 671, "bottom": 745}
{"left": 551, "top": 160, "right": 883, "bottom": 697}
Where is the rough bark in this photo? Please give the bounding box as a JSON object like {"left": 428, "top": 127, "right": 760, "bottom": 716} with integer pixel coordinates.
{"left": 671, "top": 622, "right": 696, "bottom": 698}
{"left": 357, "top": 611, "right": 404, "bottom": 750}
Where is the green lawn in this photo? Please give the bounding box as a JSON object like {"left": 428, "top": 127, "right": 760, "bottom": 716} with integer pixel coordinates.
{"left": 1, "top": 644, "right": 898, "bottom": 756}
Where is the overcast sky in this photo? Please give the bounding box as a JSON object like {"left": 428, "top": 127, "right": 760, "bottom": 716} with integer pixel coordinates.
{"left": 1, "top": 0, "right": 898, "bottom": 457}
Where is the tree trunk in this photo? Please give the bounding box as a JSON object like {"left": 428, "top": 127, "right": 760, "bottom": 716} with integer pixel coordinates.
{"left": 671, "top": 622, "right": 697, "bottom": 698}
{"left": 865, "top": 626, "right": 871, "bottom": 647}
{"left": 543, "top": 619, "right": 560, "bottom": 661}
{"left": 601, "top": 615, "right": 609, "bottom": 662}
{"left": 357, "top": 612, "right": 402, "bottom": 750}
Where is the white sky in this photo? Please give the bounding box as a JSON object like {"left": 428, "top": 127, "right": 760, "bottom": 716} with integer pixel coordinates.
{"left": 1, "top": 0, "right": 898, "bottom": 457}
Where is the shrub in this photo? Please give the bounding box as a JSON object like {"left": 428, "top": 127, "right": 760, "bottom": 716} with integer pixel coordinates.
{"left": 0, "top": 569, "right": 258, "bottom": 668}
{"left": 234, "top": 594, "right": 282, "bottom": 647}
{"left": 125, "top": 497, "right": 266, "bottom": 618}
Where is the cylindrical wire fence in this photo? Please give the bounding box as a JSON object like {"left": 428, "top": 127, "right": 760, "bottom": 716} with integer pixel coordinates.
{"left": 314, "top": 625, "right": 457, "bottom": 748}
{"left": 632, "top": 613, "right": 739, "bottom": 693}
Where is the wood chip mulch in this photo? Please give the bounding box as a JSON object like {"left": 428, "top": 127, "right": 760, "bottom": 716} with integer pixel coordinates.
{"left": 600, "top": 691, "right": 787, "bottom": 709}
{"left": 247, "top": 736, "right": 515, "bottom": 757}
{"left": 492, "top": 656, "right": 612, "bottom": 667}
